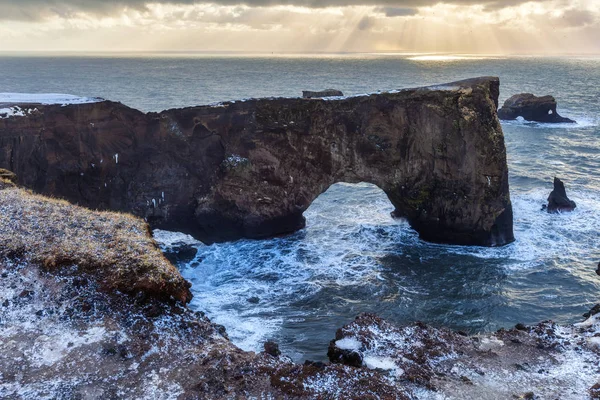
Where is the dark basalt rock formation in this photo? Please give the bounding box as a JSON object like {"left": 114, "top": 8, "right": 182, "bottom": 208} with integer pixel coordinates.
{"left": 497, "top": 93, "right": 575, "bottom": 123}
{"left": 544, "top": 177, "right": 576, "bottom": 213}
{"left": 0, "top": 76, "right": 513, "bottom": 246}
{"left": 302, "top": 89, "right": 344, "bottom": 98}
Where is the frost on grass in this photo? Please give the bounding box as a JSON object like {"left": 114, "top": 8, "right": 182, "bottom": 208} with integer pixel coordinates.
{"left": 0, "top": 180, "right": 190, "bottom": 302}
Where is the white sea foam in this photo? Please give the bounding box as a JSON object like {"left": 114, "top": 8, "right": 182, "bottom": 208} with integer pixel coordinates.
{"left": 445, "top": 188, "right": 600, "bottom": 269}
{"left": 156, "top": 183, "right": 600, "bottom": 359}
{"left": 500, "top": 114, "right": 598, "bottom": 129}
{"left": 362, "top": 355, "right": 400, "bottom": 372}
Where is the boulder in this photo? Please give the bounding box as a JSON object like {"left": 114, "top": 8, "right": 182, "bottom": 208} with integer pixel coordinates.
{"left": 545, "top": 177, "right": 576, "bottom": 213}
{"left": 497, "top": 93, "right": 575, "bottom": 123}
{"left": 263, "top": 340, "right": 282, "bottom": 357}
{"left": 0, "top": 77, "right": 514, "bottom": 247}
{"left": 302, "top": 89, "right": 343, "bottom": 98}
{"left": 162, "top": 242, "right": 198, "bottom": 265}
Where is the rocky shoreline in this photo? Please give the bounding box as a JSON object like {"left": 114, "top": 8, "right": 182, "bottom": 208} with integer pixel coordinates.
{"left": 1, "top": 176, "right": 599, "bottom": 399}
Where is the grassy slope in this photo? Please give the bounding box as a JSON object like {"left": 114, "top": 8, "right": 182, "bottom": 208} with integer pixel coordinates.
{"left": 0, "top": 177, "right": 191, "bottom": 303}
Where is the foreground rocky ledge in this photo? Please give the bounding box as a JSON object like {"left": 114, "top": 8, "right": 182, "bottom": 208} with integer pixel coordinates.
{"left": 0, "top": 77, "right": 513, "bottom": 246}
{"left": 1, "top": 184, "right": 598, "bottom": 399}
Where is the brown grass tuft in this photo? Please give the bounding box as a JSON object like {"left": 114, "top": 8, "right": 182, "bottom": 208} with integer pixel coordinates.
{"left": 0, "top": 184, "right": 192, "bottom": 303}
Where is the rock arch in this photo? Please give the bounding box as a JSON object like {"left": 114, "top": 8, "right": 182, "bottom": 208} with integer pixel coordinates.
{"left": 0, "top": 77, "right": 513, "bottom": 246}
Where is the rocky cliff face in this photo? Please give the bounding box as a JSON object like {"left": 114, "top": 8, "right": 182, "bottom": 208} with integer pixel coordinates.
{"left": 0, "top": 77, "right": 513, "bottom": 246}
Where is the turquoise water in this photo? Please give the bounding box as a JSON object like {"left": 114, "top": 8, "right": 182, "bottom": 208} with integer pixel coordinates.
{"left": 3, "top": 53, "right": 599, "bottom": 361}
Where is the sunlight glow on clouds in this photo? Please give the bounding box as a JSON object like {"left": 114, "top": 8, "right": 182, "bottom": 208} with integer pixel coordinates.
{"left": 0, "top": 0, "right": 598, "bottom": 53}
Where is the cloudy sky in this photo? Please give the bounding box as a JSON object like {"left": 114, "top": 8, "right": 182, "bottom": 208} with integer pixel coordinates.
{"left": 0, "top": 0, "right": 598, "bottom": 54}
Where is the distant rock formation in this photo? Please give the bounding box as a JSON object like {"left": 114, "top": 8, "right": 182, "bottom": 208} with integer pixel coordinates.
{"left": 497, "top": 93, "right": 575, "bottom": 123}
{"left": 0, "top": 77, "right": 514, "bottom": 247}
{"left": 544, "top": 177, "right": 576, "bottom": 213}
{"left": 302, "top": 89, "right": 344, "bottom": 98}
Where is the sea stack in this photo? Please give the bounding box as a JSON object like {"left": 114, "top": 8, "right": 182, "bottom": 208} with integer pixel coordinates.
{"left": 545, "top": 177, "right": 576, "bottom": 213}
{"left": 498, "top": 93, "right": 575, "bottom": 123}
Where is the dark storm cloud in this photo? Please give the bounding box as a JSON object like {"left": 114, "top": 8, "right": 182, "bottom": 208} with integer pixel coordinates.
{"left": 0, "top": 0, "right": 557, "bottom": 21}
{"left": 559, "top": 9, "right": 596, "bottom": 27}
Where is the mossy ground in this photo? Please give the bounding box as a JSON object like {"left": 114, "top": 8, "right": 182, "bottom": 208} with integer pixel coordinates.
{"left": 0, "top": 181, "right": 191, "bottom": 303}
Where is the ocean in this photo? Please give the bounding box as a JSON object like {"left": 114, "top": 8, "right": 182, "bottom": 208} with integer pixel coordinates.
{"left": 2, "top": 52, "right": 599, "bottom": 362}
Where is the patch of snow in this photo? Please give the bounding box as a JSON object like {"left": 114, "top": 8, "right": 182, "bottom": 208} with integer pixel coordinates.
{"left": 153, "top": 229, "right": 200, "bottom": 248}
{"left": 27, "top": 327, "right": 107, "bottom": 367}
{"left": 424, "top": 85, "right": 461, "bottom": 91}
{"left": 362, "top": 355, "right": 400, "bottom": 372}
{"left": 335, "top": 337, "right": 361, "bottom": 351}
{"left": 477, "top": 336, "right": 505, "bottom": 351}
{"left": 0, "top": 93, "right": 103, "bottom": 106}
{"left": 0, "top": 106, "right": 38, "bottom": 119}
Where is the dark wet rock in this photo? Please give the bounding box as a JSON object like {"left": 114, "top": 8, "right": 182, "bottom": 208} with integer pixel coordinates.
{"left": 590, "top": 383, "right": 600, "bottom": 399}
{"left": 302, "top": 89, "right": 344, "bottom": 98}
{"left": 522, "top": 392, "right": 535, "bottom": 399}
{"left": 19, "top": 289, "right": 34, "bottom": 298}
{"left": 327, "top": 342, "right": 363, "bottom": 368}
{"left": 545, "top": 177, "right": 576, "bottom": 213}
{"left": 498, "top": 93, "right": 575, "bottom": 123}
{"left": 162, "top": 242, "right": 198, "bottom": 265}
{"left": 247, "top": 296, "right": 260, "bottom": 304}
{"left": 263, "top": 340, "right": 282, "bottom": 357}
{"left": 515, "top": 323, "right": 528, "bottom": 331}
{"left": 583, "top": 304, "right": 600, "bottom": 319}
{"left": 596, "top": 262, "right": 600, "bottom": 276}
{"left": 303, "top": 360, "right": 326, "bottom": 369}
{"left": 0, "top": 77, "right": 513, "bottom": 247}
